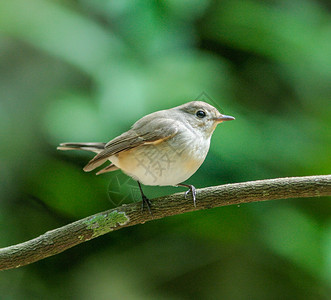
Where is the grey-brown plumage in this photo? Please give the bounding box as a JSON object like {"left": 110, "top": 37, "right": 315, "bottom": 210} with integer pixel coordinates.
{"left": 57, "top": 142, "right": 106, "bottom": 153}
{"left": 84, "top": 117, "right": 178, "bottom": 172}
{"left": 58, "top": 101, "right": 235, "bottom": 177}
{"left": 57, "top": 101, "right": 235, "bottom": 210}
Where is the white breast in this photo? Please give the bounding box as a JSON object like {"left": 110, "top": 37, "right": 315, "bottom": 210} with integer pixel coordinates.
{"left": 109, "top": 130, "right": 210, "bottom": 186}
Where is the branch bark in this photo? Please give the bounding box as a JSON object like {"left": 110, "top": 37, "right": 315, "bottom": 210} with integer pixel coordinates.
{"left": 1, "top": 175, "right": 330, "bottom": 271}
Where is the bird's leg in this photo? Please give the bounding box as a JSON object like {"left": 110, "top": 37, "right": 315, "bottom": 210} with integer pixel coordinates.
{"left": 137, "top": 181, "right": 152, "bottom": 215}
{"left": 178, "top": 183, "right": 197, "bottom": 207}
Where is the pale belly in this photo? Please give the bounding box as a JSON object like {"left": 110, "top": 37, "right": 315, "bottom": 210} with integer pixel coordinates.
{"left": 109, "top": 135, "right": 210, "bottom": 186}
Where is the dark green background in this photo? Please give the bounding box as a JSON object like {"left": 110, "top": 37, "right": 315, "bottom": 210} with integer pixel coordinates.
{"left": 0, "top": 0, "right": 330, "bottom": 299}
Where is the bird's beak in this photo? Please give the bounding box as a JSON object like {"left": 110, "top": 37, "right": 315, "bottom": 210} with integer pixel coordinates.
{"left": 214, "top": 114, "right": 235, "bottom": 122}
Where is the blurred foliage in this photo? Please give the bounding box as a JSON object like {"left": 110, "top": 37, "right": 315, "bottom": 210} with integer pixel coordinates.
{"left": 0, "top": 0, "right": 330, "bottom": 299}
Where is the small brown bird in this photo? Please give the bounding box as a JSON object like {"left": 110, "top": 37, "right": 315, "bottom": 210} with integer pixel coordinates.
{"left": 58, "top": 101, "right": 235, "bottom": 213}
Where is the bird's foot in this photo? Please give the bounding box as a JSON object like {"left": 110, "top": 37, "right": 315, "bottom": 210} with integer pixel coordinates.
{"left": 178, "top": 183, "right": 197, "bottom": 207}
{"left": 137, "top": 181, "right": 153, "bottom": 216}
{"left": 141, "top": 195, "right": 153, "bottom": 216}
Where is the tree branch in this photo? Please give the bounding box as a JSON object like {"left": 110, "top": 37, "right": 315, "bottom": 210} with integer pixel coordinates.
{"left": 1, "top": 175, "right": 330, "bottom": 271}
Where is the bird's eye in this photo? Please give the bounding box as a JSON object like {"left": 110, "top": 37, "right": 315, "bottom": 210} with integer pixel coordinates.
{"left": 196, "top": 110, "right": 206, "bottom": 118}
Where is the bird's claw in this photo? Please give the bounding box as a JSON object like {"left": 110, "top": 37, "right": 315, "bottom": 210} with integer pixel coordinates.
{"left": 141, "top": 195, "right": 153, "bottom": 216}
{"left": 137, "top": 181, "right": 153, "bottom": 216}
{"left": 181, "top": 184, "right": 197, "bottom": 207}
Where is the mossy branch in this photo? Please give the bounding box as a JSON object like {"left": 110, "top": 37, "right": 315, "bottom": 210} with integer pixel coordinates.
{"left": 1, "top": 175, "right": 330, "bottom": 271}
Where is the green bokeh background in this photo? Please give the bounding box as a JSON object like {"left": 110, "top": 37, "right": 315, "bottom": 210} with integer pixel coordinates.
{"left": 0, "top": 0, "right": 330, "bottom": 299}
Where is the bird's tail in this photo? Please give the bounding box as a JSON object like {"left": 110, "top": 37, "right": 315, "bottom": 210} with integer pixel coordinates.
{"left": 57, "top": 142, "right": 106, "bottom": 153}
{"left": 57, "top": 142, "right": 118, "bottom": 174}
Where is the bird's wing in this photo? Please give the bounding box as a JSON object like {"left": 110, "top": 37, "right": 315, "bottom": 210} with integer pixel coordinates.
{"left": 83, "top": 115, "right": 178, "bottom": 172}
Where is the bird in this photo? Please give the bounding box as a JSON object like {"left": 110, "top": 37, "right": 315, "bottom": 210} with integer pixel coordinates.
{"left": 57, "top": 101, "right": 235, "bottom": 213}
